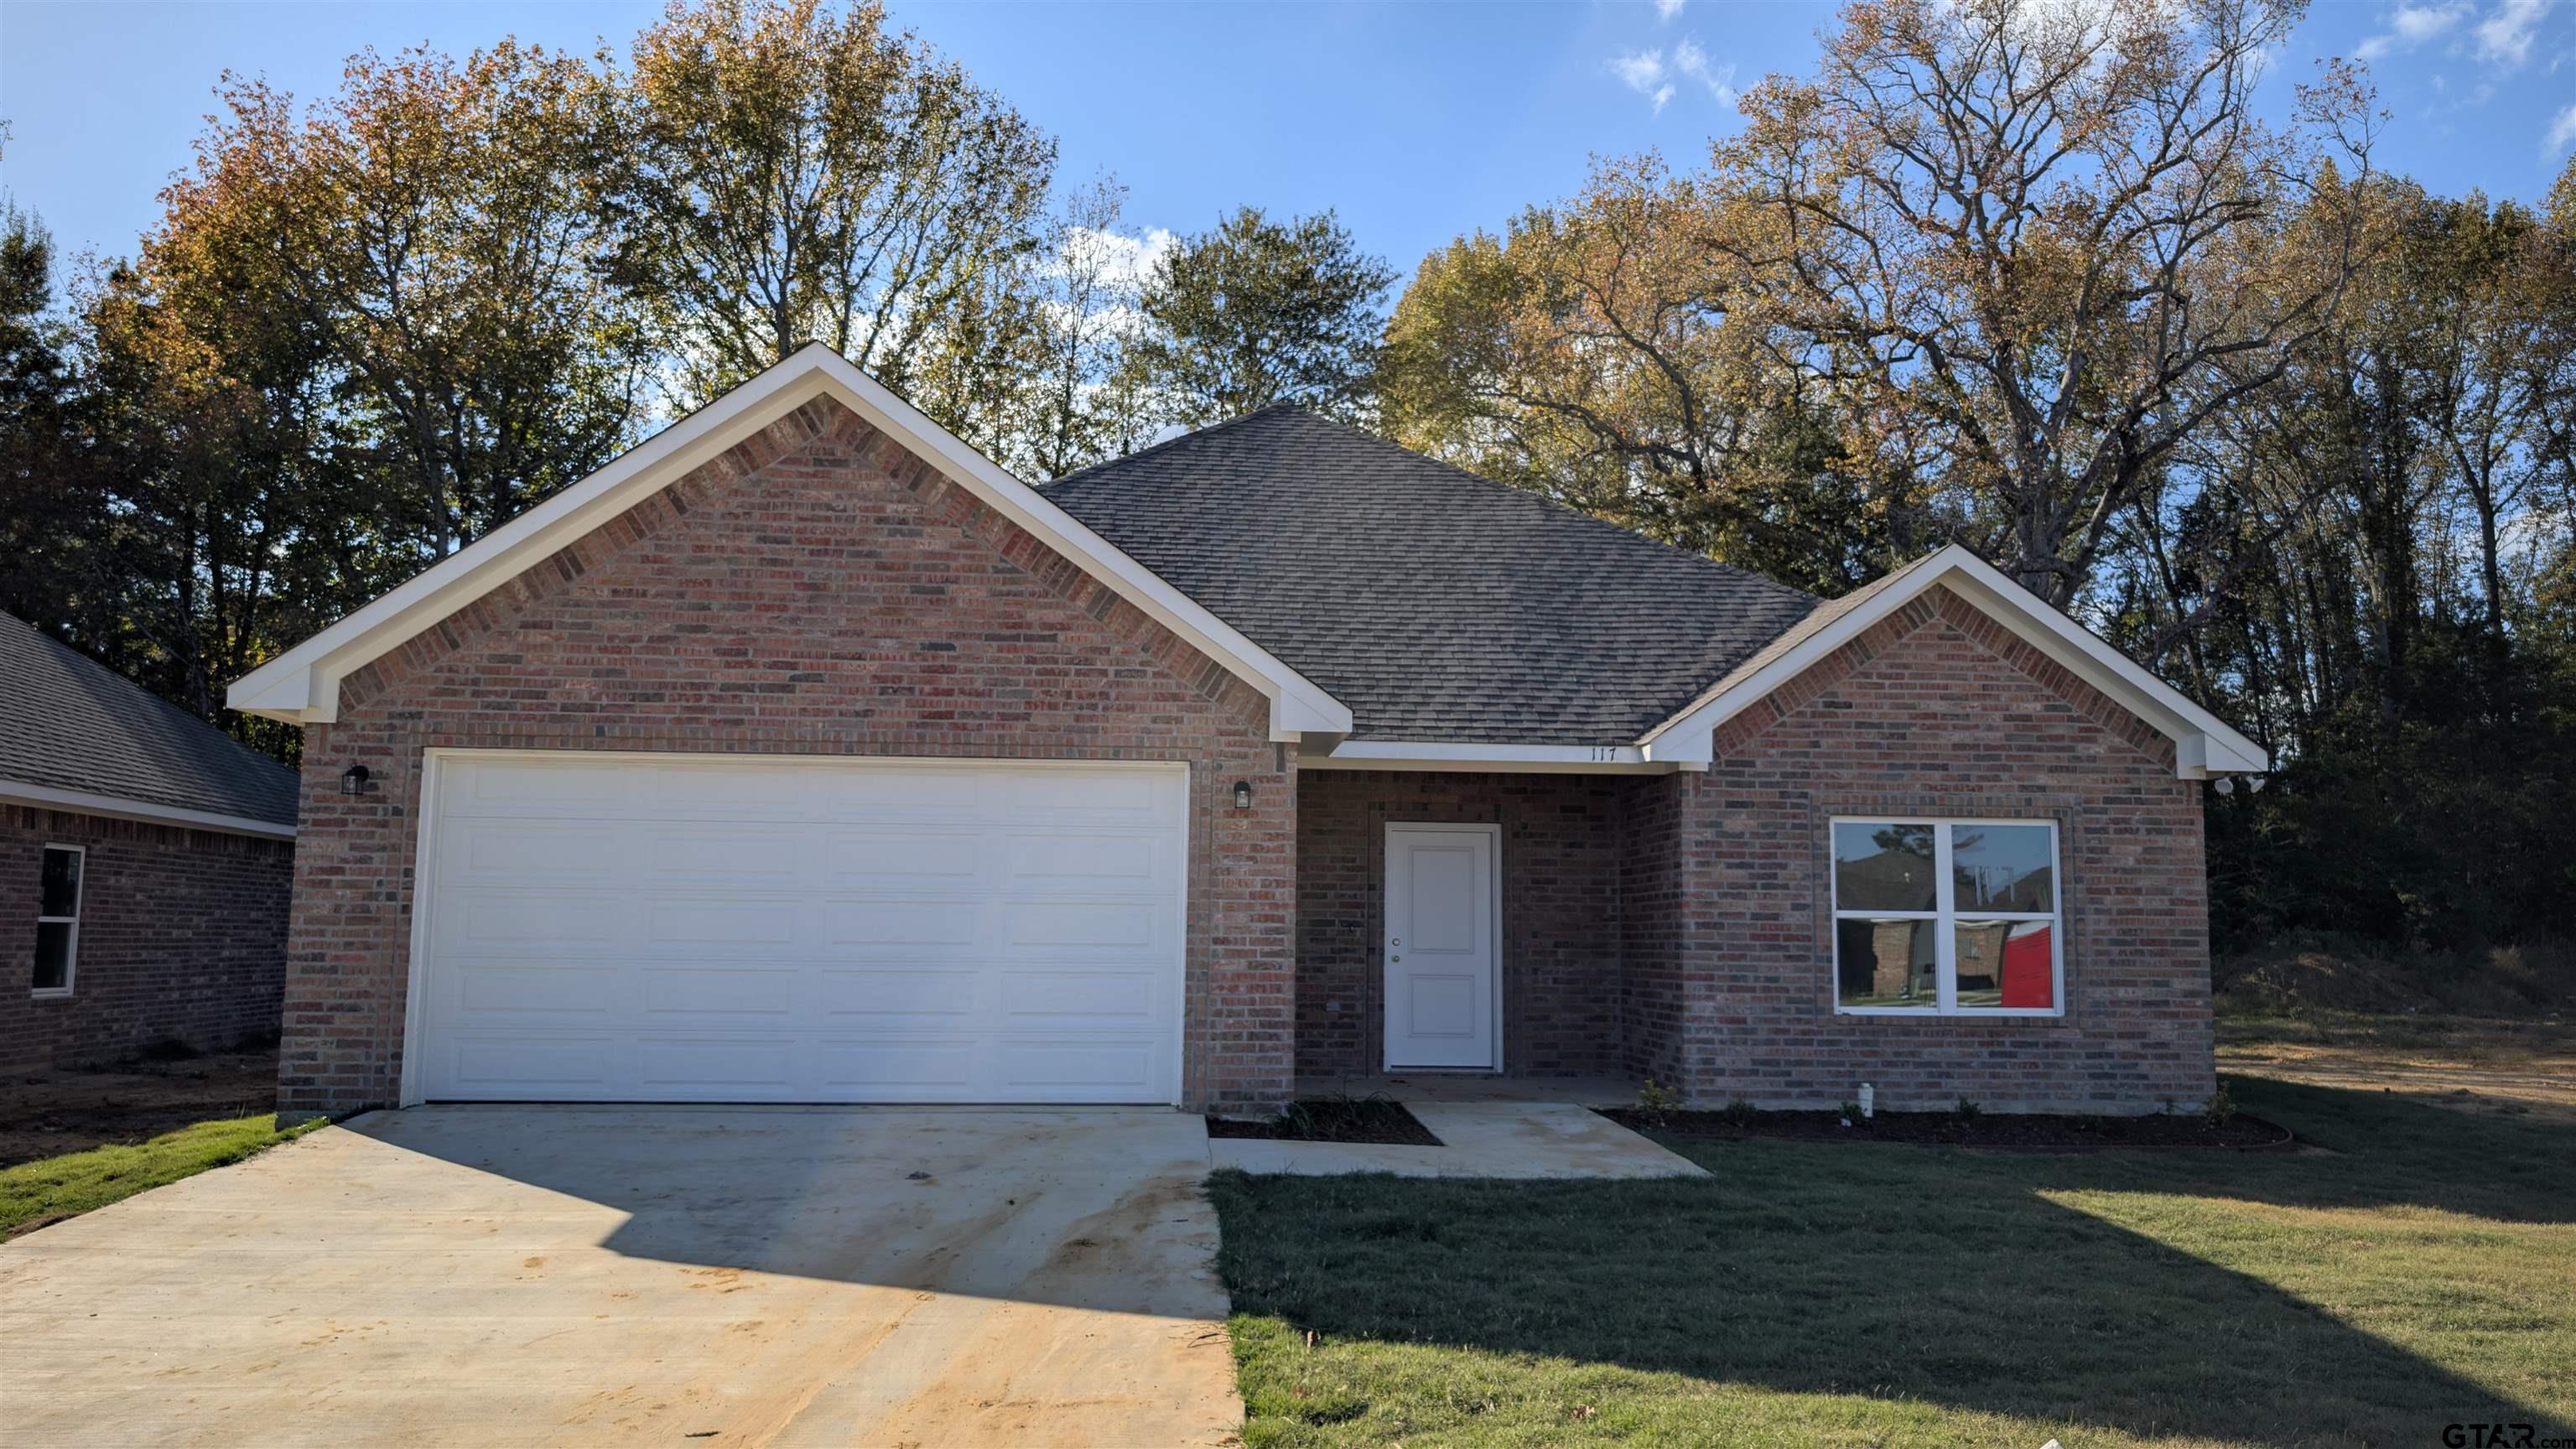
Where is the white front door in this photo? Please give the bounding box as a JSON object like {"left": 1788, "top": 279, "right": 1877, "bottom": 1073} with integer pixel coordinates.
{"left": 409, "top": 751, "right": 1187, "bottom": 1104}
{"left": 1383, "top": 823, "right": 1500, "bottom": 1070}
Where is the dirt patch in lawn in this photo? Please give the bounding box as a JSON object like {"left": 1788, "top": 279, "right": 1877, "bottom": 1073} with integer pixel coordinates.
{"left": 1207, "top": 1098, "right": 1443, "bottom": 1145}
{"left": 0, "top": 1046, "right": 279, "bottom": 1168}
{"left": 2216, "top": 1005, "right": 2576, "bottom": 1124}
{"left": 1598, "top": 1105, "right": 2293, "bottom": 1150}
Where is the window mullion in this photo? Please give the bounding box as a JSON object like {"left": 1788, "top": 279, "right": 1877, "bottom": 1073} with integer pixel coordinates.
{"left": 1933, "top": 824, "right": 1957, "bottom": 1011}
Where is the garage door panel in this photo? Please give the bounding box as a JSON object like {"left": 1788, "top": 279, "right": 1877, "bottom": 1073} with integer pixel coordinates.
{"left": 823, "top": 899, "right": 987, "bottom": 948}
{"left": 1000, "top": 1039, "right": 1161, "bottom": 1093}
{"left": 649, "top": 901, "right": 797, "bottom": 946}
{"left": 825, "top": 832, "right": 986, "bottom": 881}
{"left": 814, "top": 1038, "right": 979, "bottom": 1091}
{"left": 638, "top": 964, "right": 801, "bottom": 1016}
{"left": 417, "top": 755, "right": 1184, "bottom": 1104}
{"left": 1001, "top": 969, "right": 1161, "bottom": 1021}
{"left": 1006, "top": 833, "right": 1163, "bottom": 886}
{"left": 451, "top": 893, "right": 626, "bottom": 948}
{"left": 451, "top": 822, "right": 626, "bottom": 881}
{"left": 444, "top": 1035, "right": 618, "bottom": 1093}
{"left": 634, "top": 1036, "right": 800, "bottom": 1091}
{"left": 1006, "top": 900, "right": 1163, "bottom": 949}
{"left": 816, "top": 968, "right": 983, "bottom": 1019}
{"left": 647, "top": 833, "right": 803, "bottom": 880}
{"left": 453, "top": 962, "right": 621, "bottom": 1016}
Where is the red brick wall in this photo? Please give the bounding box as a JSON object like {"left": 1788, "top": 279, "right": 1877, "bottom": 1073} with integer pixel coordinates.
{"left": 1667, "top": 584, "right": 2215, "bottom": 1113}
{"left": 1293, "top": 771, "right": 1629, "bottom": 1079}
{"left": 1615, "top": 775, "right": 1688, "bottom": 1087}
{"left": 279, "top": 397, "right": 1294, "bottom": 1115}
{"left": 2, "top": 806, "right": 293, "bottom": 1073}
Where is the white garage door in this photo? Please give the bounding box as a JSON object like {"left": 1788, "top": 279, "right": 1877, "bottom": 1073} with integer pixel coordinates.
{"left": 410, "top": 753, "right": 1187, "bottom": 1104}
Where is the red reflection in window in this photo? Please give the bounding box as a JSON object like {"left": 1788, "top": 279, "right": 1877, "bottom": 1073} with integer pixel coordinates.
{"left": 2001, "top": 925, "right": 2053, "bottom": 1008}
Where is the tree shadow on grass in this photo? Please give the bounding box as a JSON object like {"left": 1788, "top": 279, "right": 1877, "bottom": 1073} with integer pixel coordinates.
{"left": 1206, "top": 1078, "right": 2574, "bottom": 1446}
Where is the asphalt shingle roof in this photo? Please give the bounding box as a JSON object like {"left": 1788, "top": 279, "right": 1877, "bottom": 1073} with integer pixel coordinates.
{"left": 1041, "top": 407, "right": 1823, "bottom": 745}
{"left": 0, "top": 613, "right": 299, "bottom": 828}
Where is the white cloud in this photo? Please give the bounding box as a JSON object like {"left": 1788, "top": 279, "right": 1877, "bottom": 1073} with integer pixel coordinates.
{"left": 2547, "top": 101, "right": 2576, "bottom": 153}
{"left": 2357, "top": 2, "right": 2465, "bottom": 60}
{"left": 1612, "top": 48, "right": 1667, "bottom": 93}
{"left": 2395, "top": 3, "right": 2468, "bottom": 39}
{"left": 2474, "top": 0, "right": 2553, "bottom": 65}
{"left": 1654, "top": 0, "right": 1686, "bottom": 20}
{"left": 1673, "top": 36, "right": 1739, "bottom": 102}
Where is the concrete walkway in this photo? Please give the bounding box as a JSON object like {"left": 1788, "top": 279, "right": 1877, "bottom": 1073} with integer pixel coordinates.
{"left": 1, "top": 1107, "right": 1239, "bottom": 1449}
{"left": 1208, "top": 1099, "right": 1709, "bottom": 1178}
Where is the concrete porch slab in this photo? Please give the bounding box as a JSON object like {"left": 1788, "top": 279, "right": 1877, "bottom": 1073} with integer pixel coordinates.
{"left": 1206, "top": 1100, "right": 1706, "bottom": 1180}
{"left": 1292, "top": 1072, "right": 1644, "bottom": 1106}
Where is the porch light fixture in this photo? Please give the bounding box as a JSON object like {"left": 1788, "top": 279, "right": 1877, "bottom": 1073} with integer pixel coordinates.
{"left": 1233, "top": 780, "right": 1253, "bottom": 811}
{"left": 340, "top": 764, "right": 372, "bottom": 797}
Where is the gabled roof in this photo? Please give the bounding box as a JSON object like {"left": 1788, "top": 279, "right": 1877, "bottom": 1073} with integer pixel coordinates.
{"left": 2, "top": 613, "right": 299, "bottom": 837}
{"left": 226, "top": 345, "right": 1351, "bottom": 741}
{"left": 1636, "top": 544, "right": 2268, "bottom": 778}
{"left": 1041, "top": 406, "right": 1822, "bottom": 746}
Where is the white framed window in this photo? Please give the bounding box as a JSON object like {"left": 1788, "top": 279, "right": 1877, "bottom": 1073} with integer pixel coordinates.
{"left": 1830, "top": 818, "right": 2061, "bottom": 1016}
{"left": 33, "top": 844, "right": 83, "bottom": 997}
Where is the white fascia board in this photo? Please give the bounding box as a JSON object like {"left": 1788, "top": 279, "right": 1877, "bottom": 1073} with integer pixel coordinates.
{"left": 226, "top": 345, "right": 1352, "bottom": 741}
{"left": 1298, "top": 740, "right": 1701, "bottom": 775}
{"left": 1637, "top": 544, "right": 2269, "bottom": 781}
{"left": 0, "top": 778, "right": 297, "bottom": 839}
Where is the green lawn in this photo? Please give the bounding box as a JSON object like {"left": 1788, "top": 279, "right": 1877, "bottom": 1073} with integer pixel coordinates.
{"left": 1, "top": 1112, "right": 322, "bottom": 1239}
{"left": 1210, "top": 1078, "right": 2576, "bottom": 1447}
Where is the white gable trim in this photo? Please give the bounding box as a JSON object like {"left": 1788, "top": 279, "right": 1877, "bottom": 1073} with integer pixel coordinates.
{"left": 0, "top": 777, "right": 297, "bottom": 840}
{"left": 1635, "top": 544, "right": 2269, "bottom": 780}
{"left": 226, "top": 345, "right": 1351, "bottom": 740}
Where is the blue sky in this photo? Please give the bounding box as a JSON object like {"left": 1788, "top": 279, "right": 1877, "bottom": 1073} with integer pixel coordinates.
{"left": 3, "top": 0, "right": 2572, "bottom": 281}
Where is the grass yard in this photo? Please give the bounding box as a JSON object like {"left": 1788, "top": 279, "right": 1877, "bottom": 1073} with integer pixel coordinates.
{"left": 1210, "top": 1076, "right": 2576, "bottom": 1447}
{"left": 0, "top": 1112, "right": 320, "bottom": 1239}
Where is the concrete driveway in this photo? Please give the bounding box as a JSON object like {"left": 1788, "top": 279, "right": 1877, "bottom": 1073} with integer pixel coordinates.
{"left": 0, "top": 1106, "right": 1238, "bottom": 1448}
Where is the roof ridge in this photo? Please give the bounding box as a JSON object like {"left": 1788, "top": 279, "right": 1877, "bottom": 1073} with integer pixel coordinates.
{"left": 1040, "top": 403, "right": 1307, "bottom": 491}
{"left": 1231, "top": 408, "right": 1824, "bottom": 608}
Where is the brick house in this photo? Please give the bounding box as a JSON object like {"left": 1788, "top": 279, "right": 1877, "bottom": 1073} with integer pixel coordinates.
{"left": 227, "top": 346, "right": 2263, "bottom": 1119}
{"left": 3, "top": 614, "right": 299, "bottom": 1072}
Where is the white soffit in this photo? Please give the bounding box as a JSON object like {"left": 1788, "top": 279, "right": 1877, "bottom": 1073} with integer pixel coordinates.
{"left": 1636, "top": 544, "right": 2269, "bottom": 780}
{"left": 226, "top": 346, "right": 1352, "bottom": 742}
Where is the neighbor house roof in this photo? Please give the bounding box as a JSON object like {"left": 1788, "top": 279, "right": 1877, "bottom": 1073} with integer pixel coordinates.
{"left": 2, "top": 612, "right": 299, "bottom": 837}
{"left": 1041, "top": 406, "right": 1823, "bottom": 746}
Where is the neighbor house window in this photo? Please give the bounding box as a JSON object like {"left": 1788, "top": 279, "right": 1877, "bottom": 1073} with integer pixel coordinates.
{"left": 1831, "top": 819, "right": 2059, "bottom": 1015}
{"left": 34, "top": 844, "right": 83, "bottom": 996}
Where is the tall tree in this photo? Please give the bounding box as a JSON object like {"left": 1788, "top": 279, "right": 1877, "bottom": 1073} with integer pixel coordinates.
{"left": 610, "top": 0, "right": 1057, "bottom": 413}
{"left": 1379, "top": 156, "right": 1898, "bottom": 595}
{"left": 1721, "top": 0, "right": 2375, "bottom": 607}
{"left": 1120, "top": 205, "right": 1394, "bottom": 427}
{"left": 0, "top": 201, "right": 101, "bottom": 639}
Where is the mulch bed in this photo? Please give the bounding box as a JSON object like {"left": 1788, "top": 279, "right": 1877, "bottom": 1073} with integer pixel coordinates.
{"left": 1207, "top": 1098, "right": 1444, "bottom": 1146}
{"left": 1599, "top": 1105, "right": 2297, "bottom": 1151}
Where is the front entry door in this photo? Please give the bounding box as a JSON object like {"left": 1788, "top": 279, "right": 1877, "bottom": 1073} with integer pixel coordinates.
{"left": 1384, "top": 823, "right": 1500, "bottom": 1070}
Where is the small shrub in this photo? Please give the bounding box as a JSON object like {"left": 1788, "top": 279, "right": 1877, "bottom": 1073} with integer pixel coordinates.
{"left": 1955, "top": 1096, "right": 1982, "bottom": 1122}
{"left": 1838, "top": 1099, "right": 1867, "bottom": 1127}
{"left": 1635, "top": 1078, "right": 1682, "bottom": 1125}
{"left": 2205, "top": 1079, "right": 2239, "bottom": 1127}
{"left": 1717, "top": 1098, "right": 1759, "bottom": 1128}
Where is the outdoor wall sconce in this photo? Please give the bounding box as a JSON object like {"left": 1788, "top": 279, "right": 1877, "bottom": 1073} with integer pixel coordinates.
{"left": 1233, "top": 780, "right": 1254, "bottom": 811}
{"left": 340, "top": 764, "right": 373, "bottom": 797}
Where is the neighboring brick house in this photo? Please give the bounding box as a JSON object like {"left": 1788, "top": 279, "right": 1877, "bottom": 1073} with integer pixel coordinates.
{"left": 3, "top": 614, "right": 299, "bottom": 1073}
{"left": 229, "top": 345, "right": 2264, "bottom": 1119}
